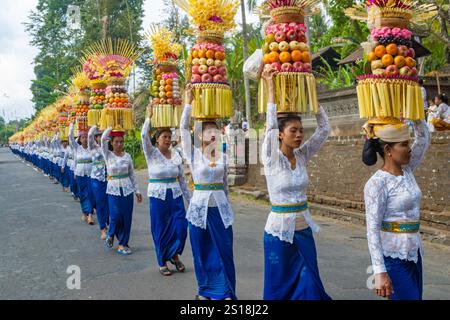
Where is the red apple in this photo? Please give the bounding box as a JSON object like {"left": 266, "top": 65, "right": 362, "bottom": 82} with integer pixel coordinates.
{"left": 160, "top": 98, "right": 167, "bottom": 104}
{"left": 293, "top": 61, "right": 304, "bottom": 71}
{"left": 191, "top": 74, "right": 201, "bottom": 83}
{"left": 399, "top": 66, "right": 411, "bottom": 76}
{"left": 409, "top": 67, "right": 418, "bottom": 77}
{"left": 271, "top": 62, "right": 281, "bottom": 71}
{"left": 192, "top": 65, "right": 200, "bottom": 74}
{"left": 386, "top": 65, "right": 399, "bottom": 76}
{"left": 286, "top": 30, "right": 296, "bottom": 41}
{"left": 398, "top": 45, "right": 408, "bottom": 57}
{"left": 198, "top": 65, "right": 208, "bottom": 74}
{"left": 407, "top": 48, "right": 415, "bottom": 58}
{"left": 303, "top": 63, "right": 312, "bottom": 73}
{"left": 218, "top": 66, "right": 227, "bottom": 76}
{"left": 281, "top": 62, "right": 292, "bottom": 72}
{"left": 213, "top": 74, "right": 224, "bottom": 83}
{"left": 275, "top": 31, "right": 286, "bottom": 42}
{"left": 201, "top": 74, "right": 212, "bottom": 83}
{"left": 167, "top": 98, "right": 174, "bottom": 105}
{"left": 208, "top": 66, "right": 218, "bottom": 76}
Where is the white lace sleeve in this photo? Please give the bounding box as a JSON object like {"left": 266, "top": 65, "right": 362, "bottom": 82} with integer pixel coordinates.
{"left": 101, "top": 128, "right": 112, "bottom": 161}
{"left": 88, "top": 126, "right": 99, "bottom": 151}
{"left": 297, "top": 106, "right": 330, "bottom": 162}
{"left": 364, "top": 176, "right": 388, "bottom": 274}
{"left": 128, "top": 155, "right": 140, "bottom": 194}
{"left": 141, "top": 117, "right": 153, "bottom": 162}
{"left": 63, "top": 148, "right": 69, "bottom": 166}
{"left": 180, "top": 104, "right": 194, "bottom": 165}
{"left": 262, "top": 103, "right": 279, "bottom": 167}
{"left": 68, "top": 123, "right": 78, "bottom": 153}
{"left": 404, "top": 120, "right": 430, "bottom": 172}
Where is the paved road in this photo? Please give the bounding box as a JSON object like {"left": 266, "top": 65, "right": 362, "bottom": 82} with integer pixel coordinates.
{"left": 1, "top": 147, "right": 449, "bottom": 300}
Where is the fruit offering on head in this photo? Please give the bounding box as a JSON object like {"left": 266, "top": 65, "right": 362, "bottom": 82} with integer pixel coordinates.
{"left": 190, "top": 43, "right": 228, "bottom": 84}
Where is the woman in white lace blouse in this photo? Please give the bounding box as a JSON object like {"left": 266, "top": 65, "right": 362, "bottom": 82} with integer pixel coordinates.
{"left": 261, "top": 67, "right": 331, "bottom": 300}
{"left": 141, "top": 106, "right": 191, "bottom": 276}
{"left": 69, "top": 123, "right": 94, "bottom": 225}
{"left": 180, "top": 85, "right": 236, "bottom": 300}
{"left": 362, "top": 117, "right": 430, "bottom": 300}
{"left": 88, "top": 126, "right": 110, "bottom": 240}
{"left": 101, "top": 128, "right": 143, "bottom": 255}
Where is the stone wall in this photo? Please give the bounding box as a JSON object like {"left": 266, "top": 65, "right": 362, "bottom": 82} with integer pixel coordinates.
{"left": 245, "top": 131, "right": 450, "bottom": 231}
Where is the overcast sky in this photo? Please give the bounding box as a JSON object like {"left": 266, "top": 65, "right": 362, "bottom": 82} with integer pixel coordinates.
{"left": 0, "top": 0, "right": 259, "bottom": 122}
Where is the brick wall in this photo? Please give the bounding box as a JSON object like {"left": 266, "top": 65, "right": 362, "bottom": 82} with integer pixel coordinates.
{"left": 245, "top": 131, "right": 450, "bottom": 228}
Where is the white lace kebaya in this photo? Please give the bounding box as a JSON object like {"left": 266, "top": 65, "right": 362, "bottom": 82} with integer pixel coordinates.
{"left": 180, "top": 104, "right": 234, "bottom": 230}
{"left": 364, "top": 120, "right": 430, "bottom": 275}
{"left": 88, "top": 126, "right": 107, "bottom": 182}
{"left": 141, "top": 117, "right": 191, "bottom": 201}
{"left": 69, "top": 125, "right": 93, "bottom": 177}
{"left": 100, "top": 128, "right": 140, "bottom": 197}
{"left": 262, "top": 103, "right": 331, "bottom": 244}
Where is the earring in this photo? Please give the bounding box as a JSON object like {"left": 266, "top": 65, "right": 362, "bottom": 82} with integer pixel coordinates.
{"left": 389, "top": 153, "right": 392, "bottom": 157}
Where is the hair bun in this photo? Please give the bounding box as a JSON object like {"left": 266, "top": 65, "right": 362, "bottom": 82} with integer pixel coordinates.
{"left": 362, "top": 139, "right": 378, "bottom": 166}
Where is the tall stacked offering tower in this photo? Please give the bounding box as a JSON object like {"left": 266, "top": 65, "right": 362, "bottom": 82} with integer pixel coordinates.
{"left": 174, "top": 0, "right": 239, "bottom": 120}
{"left": 345, "top": 0, "right": 437, "bottom": 121}
{"left": 258, "top": 0, "right": 320, "bottom": 115}
{"left": 82, "top": 55, "right": 107, "bottom": 127}
{"left": 84, "top": 39, "right": 142, "bottom": 133}
{"left": 146, "top": 25, "right": 183, "bottom": 128}
{"left": 71, "top": 72, "right": 91, "bottom": 134}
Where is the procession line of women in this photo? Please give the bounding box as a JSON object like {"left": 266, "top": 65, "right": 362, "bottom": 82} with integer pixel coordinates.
{"left": 10, "top": 72, "right": 431, "bottom": 300}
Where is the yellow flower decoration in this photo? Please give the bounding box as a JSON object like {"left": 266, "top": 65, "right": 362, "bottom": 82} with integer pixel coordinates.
{"left": 145, "top": 25, "right": 182, "bottom": 63}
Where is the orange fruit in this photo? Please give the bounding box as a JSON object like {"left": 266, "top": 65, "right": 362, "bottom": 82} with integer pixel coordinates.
{"left": 405, "top": 57, "right": 416, "bottom": 67}
{"left": 368, "top": 52, "right": 377, "bottom": 62}
{"left": 263, "top": 53, "right": 271, "bottom": 64}
{"left": 165, "top": 85, "right": 173, "bottom": 92}
{"left": 374, "top": 45, "right": 386, "bottom": 58}
{"left": 301, "top": 51, "right": 310, "bottom": 63}
{"left": 268, "top": 51, "right": 279, "bottom": 63}
{"left": 206, "top": 50, "right": 215, "bottom": 59}
{"left": 215, "top": 51, "right": 225, "bottom": 60}
{"left": 166, "top": 79, "right": 173, "bottom": 86}
{"left": 279, "top": 51, "right": 291, "bottom": 63}
{"left": 394, "top": 55, "right": 406, "bottom": 68}
{"left": 381, "top": 54, "right": 394, "bottom": 67}
{"left": 197, "top": 49, "right": 206, "bottom": 58}
{"left": 386, "top": 43, "right": 398, "bottom": 56}
{"left": 291, "top": 50, "right": 302, "bottom": 62}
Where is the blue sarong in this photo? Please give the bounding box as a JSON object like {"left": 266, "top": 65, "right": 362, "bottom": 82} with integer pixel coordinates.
{"left": 76, "top": 175, "right": 93, "bottom": 215}
{"left": 263, "top": 228, "right": 331, "bottom": 300}
{"left": 61, "top": 165, "right": 70, "bottom": 188}
{"left": 69, "top": 169, "right": 78, "bottom": 197}
{"left": 91, "top": 179, "right": 109, "bottom": 230}
{"left": 107, "top": 189, "right": 134, "bottom": 247}
{"left": 189, "top": 207, "right": 237, "bottom": 300}
{"left": 149, "top": 189, "right": 188, "bottom": 267}
{"left": 87, "top": 177, "right": 97, "bottom": 210}
{"left": 384, "top": 253, "right": 423, "bottom": 300}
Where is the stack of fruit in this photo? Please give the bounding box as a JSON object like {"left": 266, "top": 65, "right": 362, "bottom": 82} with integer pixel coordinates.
{"left": 87, "top": 39, "right": 142, "bottom": 131}
{"left": 71, "top": 72, "right": 91, "bottom": 133}
{"left": 367, "top": 27, "right": 417, "bottom": 78}
{"left": 146, "top": 25, "right": 184, "bottom": 128}
{"left": 258, "top": 0, "right": 320, "bottom": 115}
{"left": 56, "top": 98, "right": 70, "bottom": 140}
{"left": 175, "top": 0, "right": 238, "bottom": 120}
{"left": 346, "top": 0, "right": 437, "bottom": 120}
{"left": 190, "top": 44, "right": 228, "bottom": 84}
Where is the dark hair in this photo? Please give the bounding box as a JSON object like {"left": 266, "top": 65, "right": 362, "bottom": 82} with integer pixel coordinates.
{"left": 418, "top": 79, "right": 424, "bottom": 85}
{"left": 151, "top": 129, "right": 172, "bottom": 145}
{"left": 362, "top": 139, "right": 397, "bottom": 166}
{"left": 277, "top": 114, "right": 302, "bottom": 133}
{"left": 202, "top": 121, "right": 219, "bottom": 132}
{"left": 436, "top": 93, "right": 448, "bottom": 104}
{"left": 76, "top": 137, "right": 82, "bottom": 145}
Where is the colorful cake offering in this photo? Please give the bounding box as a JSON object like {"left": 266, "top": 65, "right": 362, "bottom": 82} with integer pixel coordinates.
{"left": 345, "top": 0, "right": 437, "bottom": 120}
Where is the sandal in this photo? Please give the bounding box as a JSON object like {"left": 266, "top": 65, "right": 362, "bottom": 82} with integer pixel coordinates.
{"left": 170, "top": 259, "right": 186, "bottom": 272}
{"left": 159, "top": 266, "right": 172, "bottom": 276}
{"left": 105, "top": 236, "right": 114, "bottom": 249}
{"left": 117, "top": 247, "right": 132, "bottom": 255}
